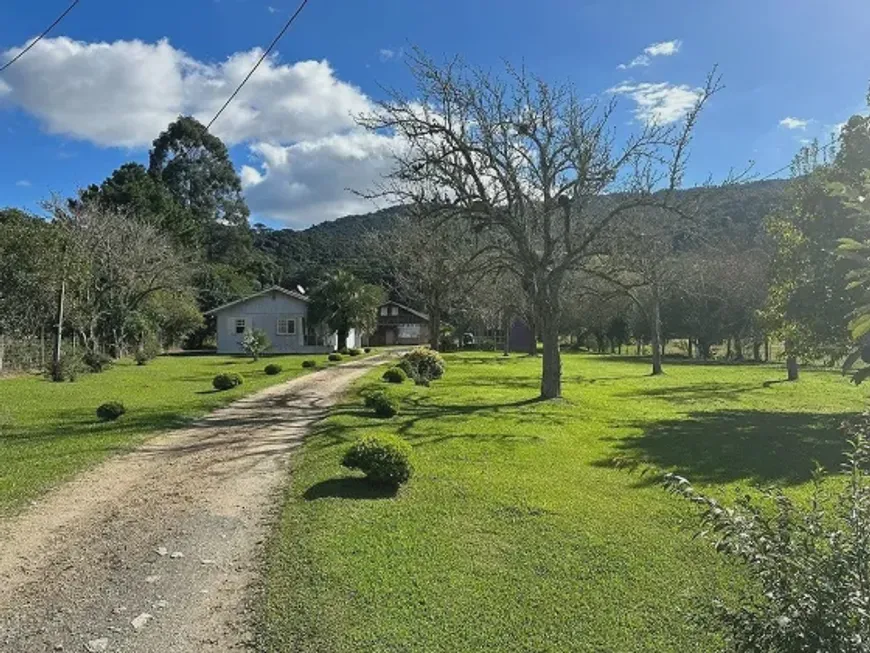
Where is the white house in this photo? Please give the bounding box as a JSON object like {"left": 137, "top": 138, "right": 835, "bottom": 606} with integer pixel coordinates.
{"left": 204, "top": 286, "right": 362, "bottom": 355}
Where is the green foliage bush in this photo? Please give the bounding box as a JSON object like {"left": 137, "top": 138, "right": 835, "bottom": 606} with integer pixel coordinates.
{"left": 302, "top": 360, "right": 317, "bottom": 368}
{"left": 328, "top": 353, "right": 343, "bottom": 362}
{"left": 213, "top": 372, "right": 244, "bottom": 391}
{"left": 83, "top": 351, "right": 113, "bottom": 373}
{"left": 364, "top": 389, "right": 400, "bottom": 418}
{"left": 96, "top": 401, "right": 126, "bottom": 421}
{"left": 45, "top": 356, "right": 85, "bottom": 382}
{"left": 240, "top": 328, "right": 271, "bottom": 361}
{"left": 401, "top": 347, "right": 446, "bottom": 384}
{"left": 264, "top": 363, "right": 283, "bottom": 375}
{"left": 663, "top": 414, "right": 870, "bottom": 651}
{"left": 364, "top": 347, "right": 372, "bottom": 353}
{"left": 382, "top": 367, "right": 407, "bottom": 384}
{"left": 338, "top": 347, "right": 350, "bottom": 356}
{"left": 349, "top": 348, "right": 363, "bottom": 356}
{"left": 342, "top": 434, "right": 413, "bottom": 486}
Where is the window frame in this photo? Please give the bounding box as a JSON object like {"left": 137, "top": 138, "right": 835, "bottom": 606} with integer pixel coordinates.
{"left": 233, "top": 318, "right": 247, "bottom": 335}
{"left": 276, "top": 317, "right": 296, "bottom": 336}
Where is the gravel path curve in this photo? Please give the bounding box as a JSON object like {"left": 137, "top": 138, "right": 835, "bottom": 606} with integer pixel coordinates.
{"left": 0, "top": 354, "right": 391, "bottom": 652}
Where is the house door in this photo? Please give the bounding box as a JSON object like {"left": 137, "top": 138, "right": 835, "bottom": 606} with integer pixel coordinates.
{"left": 385, "top": 329, "right": 396, "bottom": 345}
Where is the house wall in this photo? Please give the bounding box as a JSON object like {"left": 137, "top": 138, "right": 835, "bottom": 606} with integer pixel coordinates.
{"left": 214, "top": 291, "right": 332, "bottom": 354}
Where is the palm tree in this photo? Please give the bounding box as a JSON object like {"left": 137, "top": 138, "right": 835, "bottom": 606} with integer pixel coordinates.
{"left": 308, "top": 271, "right": 384, "bottom": 351}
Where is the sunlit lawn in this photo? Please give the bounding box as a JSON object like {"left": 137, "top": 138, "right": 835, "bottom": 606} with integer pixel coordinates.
{"left": 261, "top": 353, "right": 868, "bottom": 652}
{"left": 0, "top": 352, "right": 369, "bottom": 512}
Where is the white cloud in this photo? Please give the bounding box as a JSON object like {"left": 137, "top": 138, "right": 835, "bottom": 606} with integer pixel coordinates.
{"left": 0, "top": 37, "right": 371, "bottom": 148}
{"left": 15, "top": 180, "right": 31, "bottom": 187}
{"left": 779, "top": 116, "right": 809, "bottom": 130}
{"left": 267, "top": 5, "right": 277, "bottom": 12}
{"left": 379, "top": 48, "right": 395, "bottom": 62}
{"left": 617, "top": 39, "right": 681, "bottom": 69}
{"left": 608, "top": 81, "right": 702, "bottom": 125}
{"left": 241, "top": 131, "right": 405, "bottom": 226}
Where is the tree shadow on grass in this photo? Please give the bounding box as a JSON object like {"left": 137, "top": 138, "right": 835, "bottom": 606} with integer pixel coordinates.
{"left": 303, "top": 476, "right": 397, "bottom": 500}
{"left": 599, "top": 409, "right": 857, "bottom": 486}
{"left": 615, "top": 382, "right": 764, "bottom": 405}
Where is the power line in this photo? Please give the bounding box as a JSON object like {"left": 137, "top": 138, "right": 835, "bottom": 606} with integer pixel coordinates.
{"left": 0, "top": 1, "right": 80, "bottom": 73}
{"left": 207, "top": 0, "right": 310, "bottom": 130}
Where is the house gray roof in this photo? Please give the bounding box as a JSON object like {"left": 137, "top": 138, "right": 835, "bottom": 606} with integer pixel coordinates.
{"left": 203, "top": 286, "right": 309, "bottom": 316}
{"left": 381, "top": 300, "right": 429, "bottom": 321}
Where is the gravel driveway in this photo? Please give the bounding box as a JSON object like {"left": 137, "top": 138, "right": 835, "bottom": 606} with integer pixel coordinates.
{"left": 0, "top": 354, "right": 390, "bottom": 652}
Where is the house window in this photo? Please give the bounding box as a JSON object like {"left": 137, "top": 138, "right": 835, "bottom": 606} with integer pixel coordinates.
{"left": 302, "top": 317, "right": 326, "bottom": 346}
{"left": 390, "top": 306, "right": 399, "bottom": 316}
{"left": 277, "top": 318, "right": 296, "bottom": 336}
{"left": 234, "top": 318, "right": 247, "bottom": 335}
{"left": 380, "top": 306, "right": 388, "bottom": 316}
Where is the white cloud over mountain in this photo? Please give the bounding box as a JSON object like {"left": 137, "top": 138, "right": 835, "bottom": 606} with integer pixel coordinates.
{"left": 608, "top": 81, "right": 702, "bottom": 125}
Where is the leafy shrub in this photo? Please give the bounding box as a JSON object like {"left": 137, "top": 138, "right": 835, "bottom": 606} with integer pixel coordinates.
{"left": 364, "top": 347, "right": 372, "bottom": 353}
{"left": 364, "top": 389, "right": 400, "bottom": 418}
{"left": 401, "top": 347, "right": 446, "bottom": 383}
{"left": 339, "top": 347, "right": 350, "bottom": 356}
{"left": 342, "top": 434, "right": 413, "bottom": 486}
{"left": 213, "top": 372, "right": 244, "bottom": 391}
{"left": 45, "top": 356, "right": 85, "bottom": 382}
{"left": 135, "top": 335, "right": 162, "bottom": 366}
{"left": 83, "top": 351, "right": 113, "bottom": 373}
{"left": 264, "top": 363, "right": 283, "bottom": 375}
{"left": 328, "top": 353, "right": 343, "bottom": 362}
{"left": 240, "top": 328, "right": 271, "bottom": 360}
{"left": 302, "top": 360, "right": 317, "bottom": 368}
{"left": 478, "top": 340, "right": 497, "bottom": 352}
{"left": 663, "top": 414, "right": 870, "bottom": 652}
{"left": 96, "top": 401, "right": 126, "bottom": 421}
{"left": 349, "top": 348, "right": 363, "bottom": 356}
{"left": 382, "top": 367, "right": 407, "bottom": 384}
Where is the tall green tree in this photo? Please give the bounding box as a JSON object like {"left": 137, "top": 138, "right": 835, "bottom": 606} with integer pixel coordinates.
{"left": 308, "top": 271, "right": 384, "bottom": 351}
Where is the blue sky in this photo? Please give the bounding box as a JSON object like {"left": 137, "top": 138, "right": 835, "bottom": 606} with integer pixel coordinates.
{"left": 1, "top": 0, "right": 868, "bottom": 229}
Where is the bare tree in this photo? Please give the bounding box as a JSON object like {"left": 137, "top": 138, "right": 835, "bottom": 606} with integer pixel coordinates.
{"left": 47, "top": 197, "right": 192, "bottom": 356}
{"left": 360, "top": 51, "right": 720, "bottom": 398}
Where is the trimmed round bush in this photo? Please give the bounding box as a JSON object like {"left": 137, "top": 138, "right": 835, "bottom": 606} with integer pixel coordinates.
{"left": 382, "top": 367, "right": 407, "bottom": 384}
{"left": 364, "top": 347, "right": 372, "bottom": 353}
{"left": 364, "top": 390, "right": 400, "bottom": 418}
{"left": 96, "top": 401, "right": 126, "bottom": 421}
{"left": 349, "top": 348, "right": 363, "bottom": 357}
{"left": 339, "top": 348, "right": 350, "bottom": 356}
{"left": 264, "top": 363, "right": 283, "bottom": 375}
{"left": 213, "top": 372, "right": 244, "bottom": 391}
{"left": 302, "top": 360, "right": 317, "bottom": 369}
{"left": 328, "top": 353, "right": 343, "bottom": 362}
{"left": 401, "top": 347, "right": 446, "bottom": 383}
{"left": 342, "top": 434, "right": 413, "bottom": 486}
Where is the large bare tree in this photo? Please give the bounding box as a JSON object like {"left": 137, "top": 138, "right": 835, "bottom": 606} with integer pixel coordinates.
{"left": 360, "top": 52, "right": 720, "bottom": 398}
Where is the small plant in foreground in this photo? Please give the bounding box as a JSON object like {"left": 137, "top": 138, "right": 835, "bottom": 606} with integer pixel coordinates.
{"left": 349, "top": 348, "right": 363, "bottom": 356}
{"left": 96, "top": 401, "right": 126, "bottom": 421}
{"left": 213, "top": 372, "right": 244, "bottom": 391}
{"left": 342, "top": 434, "right": 413, "bottom": 486}
{"left": 364, "top": 389, "right": 400, "bottom": 418}
{"left": 662, "top": 413, "right": 870, "bottom": 652}
{"left": 382, "top": 367, "right": 407, "bottom": 384}
{"left": 302, "top": 360, "right": 317, "bottom": 369}
{"left": 240, "top": 328, "right": 271, "bottom": 361}
{"left": 264, "top": 363, "right": 283, "bottom": 375}
{"left": 364, "top": 347, "right": 372, "bottom": 353}
{"left": 328, "top": 353, "right": 343, "bottom": 362}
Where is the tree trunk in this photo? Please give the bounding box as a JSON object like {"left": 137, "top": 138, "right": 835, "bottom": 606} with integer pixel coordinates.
{"left": 734, "top": 337, "right": 744, "bottom": 361}
{"left": 785, "top": 339, "right": 799, "bottom": 381}
{"left": 726, "top": 338, "right": 732, "bottom": 360}
{"left": 636, "top": 339, "right": 641, "bottom": 356}
{"left": 752, "top": 339, "right": 762, "bottom": 362}
{"left": 51, "top": 279, "right": 66, "bottom": 381}
{"left": 650, "top": 286, "right": 663, "bottom": 376}
{"left": 0, "top": 335, "right": 4, "bottom": 374}
{"left": 527, "top": 316, "right": 538, "bottom": 357}
{"left": 337, "top": 328, "right": 349, "bottom": 352}
{"left": 502, "top": 312, "right": 511, "bottom": 357}
{"left": 429, "top": 308, "right": 441, "bottom": 350}
{"left": 687, "top": 338, "right": 693, "bottom": 359}
{"left": 764, "top": 337, "right": 770, "bottom": 362}
{"left": 539, "top": 305, "right": 561, "bottom": 399}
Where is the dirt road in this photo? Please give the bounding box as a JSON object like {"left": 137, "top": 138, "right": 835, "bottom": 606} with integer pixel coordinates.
{"left": 0, "top": 355, "right": 390, "bottom": 652}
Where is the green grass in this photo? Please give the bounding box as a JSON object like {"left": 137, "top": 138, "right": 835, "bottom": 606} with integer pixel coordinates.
{"left": 261, "top": 353, "right": 868, "bottom": 652}
{"left": 0, "top": 351, "right": 371, "bottom": 512}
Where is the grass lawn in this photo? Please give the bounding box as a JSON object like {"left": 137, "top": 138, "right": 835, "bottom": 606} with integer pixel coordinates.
{"left": 261, "top": 353, "right": 868, "bottom": 652}
{"left": 0, "top": 351, "right": 374, "bottom": 513}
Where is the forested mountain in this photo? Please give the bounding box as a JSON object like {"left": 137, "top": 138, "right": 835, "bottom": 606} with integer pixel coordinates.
{"left": 250, "top": 179, "right": 789, "bottom": 290}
